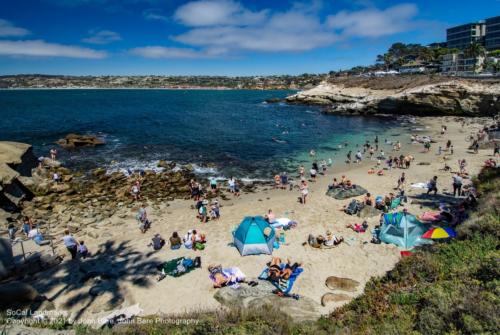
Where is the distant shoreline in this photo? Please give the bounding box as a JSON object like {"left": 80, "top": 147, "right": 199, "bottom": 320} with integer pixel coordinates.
{"left": 0, "top": 87, "right": 297, "bottom": 91}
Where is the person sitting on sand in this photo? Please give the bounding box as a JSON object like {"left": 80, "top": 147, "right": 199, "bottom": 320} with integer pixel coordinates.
{"left": 363, "top": 193, "right": 374, "bottom": 206}
{"left": 368, "top": 168, "right": 375, "bottom": 174}
{"left": 328, "top": 178, "right": 340, "bottom": 190}
{"left": 346, "top": 221, "right": 369, "bottom": 233}
{"left": 151, "top": 233, "right": 166, "bottom": 251}
{"left": 375, "top": 196, "right": 385, "bottom": 211}
{"left": 427, "top": 176, "right": 438, "bottom": 195}
{"left": 265, "top": 209, "right": 276, "bottom": 224}
{"left": 484, "top": 158, "right": 497, "bottom": 168}
{"left": 169, "top": 232, "right": 182, "bottom": 250}
{"left": 324, "top": 231, "right": 344, "bottom": 246}
{"left": 183, "top": 230, "right": 195, "bottom": 249}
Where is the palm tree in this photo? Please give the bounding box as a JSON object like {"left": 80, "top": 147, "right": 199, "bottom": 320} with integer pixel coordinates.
{"left": 465, "top": 42, "right": 486, "bottom": 59}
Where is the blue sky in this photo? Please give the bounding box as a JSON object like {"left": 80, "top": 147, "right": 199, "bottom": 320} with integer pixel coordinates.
{"left": 0, "top": 0, "right": 498, "bottom": 75}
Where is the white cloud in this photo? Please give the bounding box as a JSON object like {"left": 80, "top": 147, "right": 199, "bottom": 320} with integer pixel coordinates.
{"left": 0, "top": 19, "right": 30, "bottom": 37}
{"left": 326, "top": 3, "right": 418, "bottom": 37}
{"left": 129, "top": 46, "right": 223, "bottom": 59}
{"left": 166, "top": 1, "right": 421, "bottom": 55}
{"left": 82, "top": 30, "right": 122, "bottom": 44}
{"left": 143, "top": 8, "right": 169, "bottom": 21}
{"left": 0, "top": 40, "right": 107, "bottom": 58}
{"left": 174, "top": 0, "right": 267, "bottom": 27}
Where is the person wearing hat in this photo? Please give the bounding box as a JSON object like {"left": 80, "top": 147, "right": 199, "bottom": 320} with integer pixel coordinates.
{"left": 210, "top": 200, "right": 220, "bottom": 220}
{"left": 199, "top": 200, "right": 208, "bottom": 223}
{"left": 324, "top": 231, "right": 343, "bottom": 246}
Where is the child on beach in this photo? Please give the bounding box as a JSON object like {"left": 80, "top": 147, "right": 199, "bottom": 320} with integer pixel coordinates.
{"left": 78, "top": 241, "right": 89, "bottom": 258}
{"left": 210, "top": 201, "right": 220, "bottom": 220}
{"left": 169, "top": 232, "right": 182, "bottom": 250}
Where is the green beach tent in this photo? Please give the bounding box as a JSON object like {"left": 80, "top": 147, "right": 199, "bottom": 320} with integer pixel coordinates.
{"left": 233, "top": 216, "right": 275, "bottom": 256}
{"left": 379, "top": 212, "right": 432, "bottom": 250}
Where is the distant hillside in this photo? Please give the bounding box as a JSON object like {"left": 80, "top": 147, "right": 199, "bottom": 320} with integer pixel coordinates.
{"left": 0, "top": 74, "right": 325, "bottom": 90}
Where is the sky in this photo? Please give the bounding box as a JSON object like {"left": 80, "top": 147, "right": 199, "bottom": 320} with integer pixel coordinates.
{"left": 0, "top": 0, "right": 498, "bottom": 76}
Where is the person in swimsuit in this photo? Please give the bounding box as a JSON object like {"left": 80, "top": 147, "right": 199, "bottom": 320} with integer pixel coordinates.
{"left": 299, "top": 179, "right": 308, "bottom": 204}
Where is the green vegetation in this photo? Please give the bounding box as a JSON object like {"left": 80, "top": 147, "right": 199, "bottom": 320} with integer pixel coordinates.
{"left": 67, "top": 168, "right": 500, "bottom": 334}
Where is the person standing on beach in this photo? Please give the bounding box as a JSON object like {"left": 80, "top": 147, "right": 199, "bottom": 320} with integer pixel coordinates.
{"left": 50, "top": 148, "right": 57, "bottom": 161}
{"left": 299, "top": 179, "right": 308, "bottom": 204}
{"left": 209, "top": 177, "right": 217, "bottom": 193}
{"left": 347, "top": 151, "right": 352, "bottom": 164}
{"left": 298, "top": 165, "right": 305, "bottom": 179}
{"left": 494, "top": 142, "right": 499, "bottom": 157}
{"left": 452, "top": 173, "right": 463, "bottom": 197}
{"left": 62, "top": 229, "right": 78, "bottom": 260}
{"left": 228, "top": 177, "right": 236, "bottom": 194}
{"left": 355, "top": 150, "right": 362, "bottom": 164}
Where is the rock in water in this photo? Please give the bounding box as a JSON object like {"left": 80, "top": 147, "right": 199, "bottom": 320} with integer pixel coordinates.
{"left": 326, "top": 186, "right": 367, "bottom": 200}
{"left": 325, "top": 276, "right": 360, "bottom": 292}
{"left": 214, "top": 280, "right": 322, "bottom": 322}
{"left": 56, "top": 134, "right": 105, "bottom": 149}
{"left": 321, "top": 293, "right": 352, "bottom": 306}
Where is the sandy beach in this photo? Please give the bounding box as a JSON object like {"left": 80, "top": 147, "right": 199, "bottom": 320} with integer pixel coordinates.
{"left": 33, "top": 116, "right": 493, "bottom": 321}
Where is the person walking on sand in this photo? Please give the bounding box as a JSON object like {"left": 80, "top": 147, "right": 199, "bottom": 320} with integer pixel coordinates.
{"left": 397, "top": 172, "right": 406, "bottom": 190}
{"left": 62, "top": 229, "right": 78, "bottom": 260}
{"left": 347, "top": 151, "right": 352, "bottom": 164}
{"left": 452, "top": 173, "right": 463, "bottom": 197}
{"left": 209, "top": 176, "right": 217, "bottom": 193}
{"left": 131, "top": 180, "right": 141, "bottom": 201}
{"left": 299, "top": 179, "right": 309, "bottom": 204}
{"left": 355, "top": 150, "right": 362, "bottom": 164}
{"left": 494, "top": 142, "right": 499, "bottom": 157}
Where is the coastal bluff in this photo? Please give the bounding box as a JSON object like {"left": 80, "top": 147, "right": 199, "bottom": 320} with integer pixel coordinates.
{"left": 286, "top": 79, "right": 500, "bottom": 116}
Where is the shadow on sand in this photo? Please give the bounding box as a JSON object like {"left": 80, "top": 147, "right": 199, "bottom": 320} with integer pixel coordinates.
{"left": 31, "top": 239, "right": 159, "bottom": 321}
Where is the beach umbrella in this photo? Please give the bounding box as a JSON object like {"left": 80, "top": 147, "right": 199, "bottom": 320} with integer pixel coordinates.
{"left": 422, "top": 227, "right": 456, "bottom": 239}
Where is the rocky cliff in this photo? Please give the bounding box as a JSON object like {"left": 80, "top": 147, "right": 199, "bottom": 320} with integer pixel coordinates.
{"left": 0, "top": 142, "right": 37, "bottom": 219}
{"left": 286, "top": 80, "right": 500, "bottom": 116}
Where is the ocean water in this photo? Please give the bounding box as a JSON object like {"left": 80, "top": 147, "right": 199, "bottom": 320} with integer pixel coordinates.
{"left": 0, "top": 89, "right": 404, "bottom": 179}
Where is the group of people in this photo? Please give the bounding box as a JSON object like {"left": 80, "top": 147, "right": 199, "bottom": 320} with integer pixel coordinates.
{"left": 194, "top": 197, "right": 220, "bottom": 223}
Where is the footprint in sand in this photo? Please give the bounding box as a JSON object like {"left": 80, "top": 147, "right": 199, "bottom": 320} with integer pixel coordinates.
{"left": 325, "top": 276, "right": 360, "bottom": 292}
{"left": 321, "top": 292, "right": 352, "bottom": 306}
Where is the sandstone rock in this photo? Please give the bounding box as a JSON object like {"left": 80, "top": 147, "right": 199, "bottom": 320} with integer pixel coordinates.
{"left": 0, "top": 281, "right": 44, "bottom": 306}
{"left": 56, "top": 134, "right": 105, "bottom": 149}
{"left": 326, "top": 186, "right": 367, "bottom": 200}
{"left": 357, "top": 206, "right": 383, "bottom": 218}
{"left": 214, "top": 280, "right": 322, "bottom": 322}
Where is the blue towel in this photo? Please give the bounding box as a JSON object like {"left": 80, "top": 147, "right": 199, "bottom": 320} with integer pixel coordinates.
{"left": 258, "top": 264, "right": 303, "bottom": 294}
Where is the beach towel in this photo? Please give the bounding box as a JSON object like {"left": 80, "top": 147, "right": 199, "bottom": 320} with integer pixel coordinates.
{"left": 270, "top": 218, "right": 297, "bottom": 230}
{"left": 100, "top": 304, "right": 143, "bottom": 328}
{"left": 418, "top": 211, "right": 442, "bottom": 222}
{"left": 411, "top": 182, "right": 428, "bottom": 189}
{"left": 390, "top": 197, "right": 402, "bottom": 210}
{"left": 160, "top": 257, "right": 196, "bottom": 277}
{"left": 258, "top": 264, "right": 303, "bottom": 295}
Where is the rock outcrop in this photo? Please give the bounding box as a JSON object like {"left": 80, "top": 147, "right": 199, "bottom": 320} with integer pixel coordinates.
{"left": 286, "top": 80, "right": 500, "bottom": 116}
{"left": 326, "top": 186, "right": 367, "bottom": 200}
{"left": 0, "top": 142, "right": 37, "bottom": 214}
{"left": 214, "top": 280, "right": 322, "bottom": 322}
{"left": 56, "top": 134, "right": 105, "bottom": 149}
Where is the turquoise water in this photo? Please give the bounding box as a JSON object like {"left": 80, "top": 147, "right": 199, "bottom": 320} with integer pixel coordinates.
{"left": 0, "top": 89, "right": 403, "bottom": 179}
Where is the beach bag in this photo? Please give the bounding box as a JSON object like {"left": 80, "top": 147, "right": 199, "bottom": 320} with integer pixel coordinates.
{"left": 194, "top": 242, "right": 205, "bottom": 250}
{"left": 182, "top": 258, "right": 194, "bottom": 268}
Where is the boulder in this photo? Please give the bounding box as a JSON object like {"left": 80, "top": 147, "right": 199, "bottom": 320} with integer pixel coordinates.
{"left": 357, "top": 206, "right": 383, "bottom": 218}
{"left": 0, "top": 281, "right": 44, "bottom": 306}
{"left": 326, "top": 185, "right": 367, "bottom": 200}
{"left": 56, "top": 134, "right": 105, "bottom": 149}
{"left": 214, "top": 280, "right": 322, "bottom": 322}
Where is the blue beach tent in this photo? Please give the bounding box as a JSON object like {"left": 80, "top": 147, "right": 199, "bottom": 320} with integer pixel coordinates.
{"left": 379, "top": 212, "right": 432, "bottom": 250}
{"left": 233, "top": 216, "right": 276, "bottom": 256}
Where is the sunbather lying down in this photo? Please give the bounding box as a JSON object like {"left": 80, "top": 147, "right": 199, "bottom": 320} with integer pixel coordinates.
{"left": 346, "top": 221, "right": 369, "bottom": 233}
{"left": 306, "top": 233, "right": 344, "bottom": 248}
{"left": 208, "top": 265, "right": 257, "bottom": 288}
{"left": 261, "top": 257, "right": 303, "bottom": 298}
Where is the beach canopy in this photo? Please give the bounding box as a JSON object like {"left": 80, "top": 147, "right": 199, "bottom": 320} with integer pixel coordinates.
{"left": 233, "top": 216, "right": 275, "bottom": 256}
{"left": 379, "top": 212, "right": 432, "bottom": 250}
{"left": 422, "top": 227, "right": 456, "bottom": 239}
